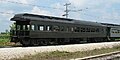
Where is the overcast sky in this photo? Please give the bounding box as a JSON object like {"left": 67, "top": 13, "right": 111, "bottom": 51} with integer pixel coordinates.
{"left": 0, "top": 0, "right": 120, "bottom": 32}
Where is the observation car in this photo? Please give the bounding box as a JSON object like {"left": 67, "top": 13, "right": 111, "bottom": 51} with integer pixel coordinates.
{"left": 10, "top": 13, "right": 110, "bottom": 46}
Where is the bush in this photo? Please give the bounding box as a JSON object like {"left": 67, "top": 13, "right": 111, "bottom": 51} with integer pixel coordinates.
{"left": 0, "top": 34, "right": 10, "bottom": 46}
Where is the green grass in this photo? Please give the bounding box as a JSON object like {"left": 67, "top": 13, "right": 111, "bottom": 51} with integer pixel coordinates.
{"left": 0, "top": 39, "right": 11, "bottom": 46}
{"left": 12, "top": 46, "right": 120, "bottom": 60}
{"left": 0, "top": 39, "right": 10, "bottom": 42}
{"left": 0, "top": 34, "right": 9, "bottom": 39}
{"left": 0, "top": 34, "right": 13, "bottom": 46}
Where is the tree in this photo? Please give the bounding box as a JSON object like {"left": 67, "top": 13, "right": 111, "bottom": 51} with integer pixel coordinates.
{"left": 10, "top": 22, "right": 16, "bottom": 30}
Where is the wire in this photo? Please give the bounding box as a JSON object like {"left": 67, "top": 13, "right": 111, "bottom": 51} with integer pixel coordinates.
{"left": 0, "top": 0, "right": 93, "bottom": 14}
{"left": 0, "top": 11, "right": 15, "bottom": 15}
{"left": 79, "top": 12, "right": 120, "bottom": 21}
{"left": 0, "top": 0, "right": 89, "bottom": 11}
{"left": 0, "top": 0, "right": 63, "bottom": 10}
{"left": 0, "top": 0, "right": 119, "bottom": 21}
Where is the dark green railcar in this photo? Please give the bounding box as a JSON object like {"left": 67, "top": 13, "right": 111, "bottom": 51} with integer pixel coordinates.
{"left": 10, "top": 13, "right": 108, "bottom": 46}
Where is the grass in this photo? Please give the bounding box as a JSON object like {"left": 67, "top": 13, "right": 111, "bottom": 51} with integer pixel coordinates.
{"left": 12, "top": 46, "right": 120, "bottom": 60}
{"left": 0, "top": 34, "right": 14, "bottom": 46}
{"left": 0, "top": 38, "right": 14, "bottom": 46}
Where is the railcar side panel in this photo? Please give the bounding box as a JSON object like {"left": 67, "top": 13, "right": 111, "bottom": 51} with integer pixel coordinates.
{"left": 110, "top": 27, "right": 120, "bottom": 37}
{"left": 30, "top": 20, "right": 107, "bottom": 38}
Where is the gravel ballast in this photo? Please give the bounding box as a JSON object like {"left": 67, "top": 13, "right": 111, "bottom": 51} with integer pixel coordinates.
{"left": 0, "top": 42, "right": 120, "bottom": 60}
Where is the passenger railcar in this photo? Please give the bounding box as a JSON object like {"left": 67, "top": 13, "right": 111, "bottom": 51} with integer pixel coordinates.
{"left": 10, "top": 13, "right": 109, "bottom": 46}
{"left": 101, "top": 23, "right": 120, "bottom": 41}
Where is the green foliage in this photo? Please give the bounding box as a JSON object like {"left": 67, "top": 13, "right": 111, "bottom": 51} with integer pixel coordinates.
{"left": 10, "top": 22, "right": 16, "bottom": 30}
{"left": 0, "top": 35, "right": 10, "bottom": 39}
{"left": 0, "top": 39, "right": 9, "bottom": 42}
{"left": 0, "top": 34, "right": 10, "bottom": 46}
{"left": 0, "top": 22, "right": 16, "bottom": 46}
{"left": 0, "top": 39, "right": 10, "bottom": 46}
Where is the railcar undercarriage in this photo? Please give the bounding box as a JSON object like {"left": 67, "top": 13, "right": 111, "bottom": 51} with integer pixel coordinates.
{"left": 11, "top": 37, "right": 111, "bottom": 46}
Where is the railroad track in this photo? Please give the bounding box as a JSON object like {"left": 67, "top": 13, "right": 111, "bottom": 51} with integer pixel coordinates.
{"left": 71, "top": 51, "right": 120, "bottom": 60}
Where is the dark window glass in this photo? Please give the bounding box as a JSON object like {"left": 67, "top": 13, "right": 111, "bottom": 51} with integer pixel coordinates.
{"left": 17, "top": 25, "right": 20, "bottom": 30}
{"left": 61, "top": 26, "right": 64, "bottom": 31}
{"left": 86, "top": 28, "right": 90, "bottom": 32}
{"left": 91, "top": 28, "right": 95, "bottom": 32}
{"left": 81, "top": 28, "right": 85, "bottom": 32}
{"left": 96, "top": 28, "right": 99, "bottom": 32}
{"left": 101, "top": 28, "right": 104, "bottom": 33}
{"left": 53, "top": 26, "right": 60, "bottom": 31}
{"left": 74, "top": 27, "right": 80, "bottom": 32}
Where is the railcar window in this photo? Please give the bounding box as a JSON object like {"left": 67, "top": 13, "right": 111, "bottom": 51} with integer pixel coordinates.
{"left": 53, "top": 26, "right": 60, "bottom": 31}
{"left": 115, "top": 31, "right": 118, "bottom": 33}
{"left": 23, "top": 25, "right": 25, "bottom": 30}
{"left": 74, "top": 27, "right": 80, "bottom": 32}
{"left": 116, "top": 30, "right": 119, "bottom": 33}
{"left": 46, "top": 26, "right": 50, "bottom": 31}
{"left": 61, "top": 26, "right": 64, "bottom": 31}
{"left": 66, "top": 27, "right": 69, "bottom": 32}
{"left": 19, "top": 25, "right": 30, "bottom": 30}
{"left": 71, "top": 27, "right": 74, "bottom": 32}
{"left": 81, "top": 28, "right": 85, "bottom": 32}
{"left": 91, "top": 28, "right": 95, "bottom": 32}
{"left": 83, "top": 28, "right": 85, "bottom": 32}
{"left": 112, "top": 31, "right": 115, "bottom": 33}
{"left": 27, "top": 25, "right": 30, "bottom": 30}
{"left": 118, "top": 30, "right": 120, "bottom": 33}
{"left": 101, "top": 29, "right": 104, "bottom": 33}
{"left": 80, "top": 28, "right": 83, "bottom": 32}
{"left": 86, "top": 28, "right": 90, "bottom": 32}
{"left": 17, "top": 25, "right": 20, "bottom": 30}
{"left": 38, "top": 25, "right": 44, "bottom": 31}
{"left": 31, "top": 25, "right": 35, "bottom": 31}
{"left": 96, "top": 28, "right": 100, "bottom": 32}
{"left": 46, "top": 26, "right": 52, "bottom": 31}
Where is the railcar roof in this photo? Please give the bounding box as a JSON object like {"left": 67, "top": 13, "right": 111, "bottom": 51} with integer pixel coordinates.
{"left": 100, "top": 23, "right": 120, "bottom": 28}
{"left": 101, "top": 23, "right": 120, "bottom": 26}
{"left": 11, "top": 13, "right": 103, "bottom": 26}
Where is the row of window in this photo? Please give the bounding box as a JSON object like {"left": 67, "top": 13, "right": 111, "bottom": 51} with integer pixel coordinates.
{"left": 112, "top": 32, "right": 120, "bottom": 33}
{"left": 112, "top": 31, "right": 120, "bottom": 33}
{"left": 111, "top": 29, "right": 120, "bottom": 33}
{"left": 16, "top": 25, "right": 103, "bottom": 33}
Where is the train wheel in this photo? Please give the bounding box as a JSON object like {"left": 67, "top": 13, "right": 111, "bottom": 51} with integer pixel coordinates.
{"left": 21, "top": 39, "right": 30, "bottom": 46}
{"left": 33, "top": 40, "right": 39, "bottom": 46}
{"left": 40, "top": 41, "right": 48, "bottom": 46}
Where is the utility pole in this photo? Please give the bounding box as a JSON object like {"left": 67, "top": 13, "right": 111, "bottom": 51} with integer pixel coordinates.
{"left": 63, "top": 3, "right": 71, "bottom": 18}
